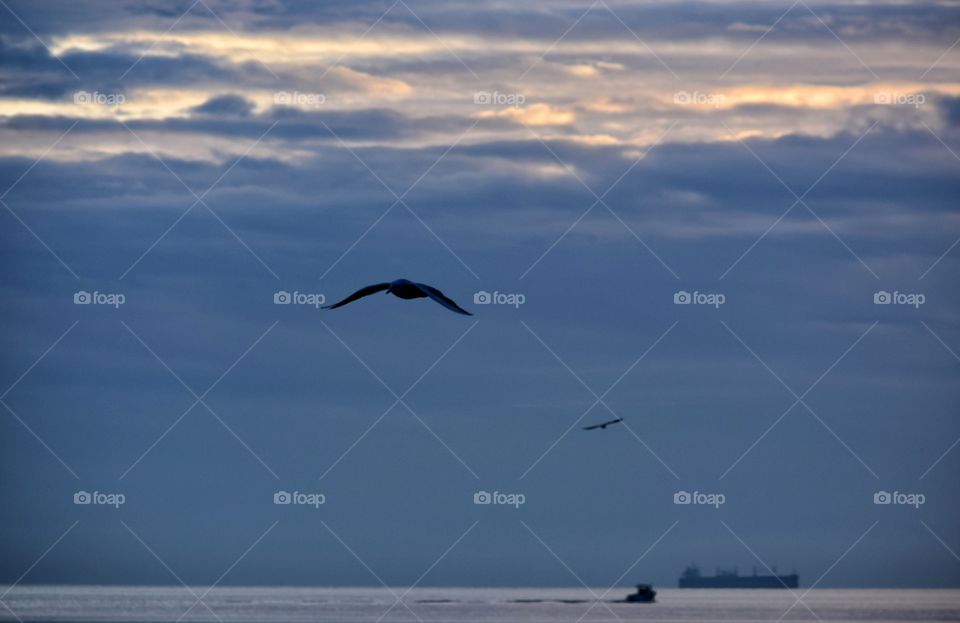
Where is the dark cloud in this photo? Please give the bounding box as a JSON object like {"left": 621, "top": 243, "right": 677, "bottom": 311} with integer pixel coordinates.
{"left": 0, "top": 38, "right": 78, "bottom": 98}
{"left": 190, "top": 93, "right": 255, "bottom": 117}
{"left": 940, "top": 96, "right": 960, "bottom": 128}
{"left": 0, "top": 106, "right": 487, "bottom": 143}
{"left": 0, "top": 37, "right": 270, "bottom": 99}
{"left": 3, "top": 0, "right": 959, "bottom": 43}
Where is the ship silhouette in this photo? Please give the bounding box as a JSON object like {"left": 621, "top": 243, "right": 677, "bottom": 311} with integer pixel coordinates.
{"left": 678, "top": 564, "right": 798, "bottom": 589}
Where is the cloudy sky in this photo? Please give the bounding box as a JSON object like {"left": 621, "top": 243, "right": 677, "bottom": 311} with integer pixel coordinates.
{"left": 1, "top": 0, "right": 959, "bottom": 590}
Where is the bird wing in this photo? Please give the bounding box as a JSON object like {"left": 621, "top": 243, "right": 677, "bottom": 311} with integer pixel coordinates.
{"left": 584, "top": 418, "right": 623, "bottom": 430}
{"left": 323, "top": 283, "right": 390, "bottom": 309}
{"left": 416, "top": 284, "right": 473, "bottom": 315}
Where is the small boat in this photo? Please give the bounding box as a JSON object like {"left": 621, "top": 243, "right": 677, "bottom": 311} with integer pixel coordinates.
{"left": 624, "top": 584, "right": 656, "bottom": 603}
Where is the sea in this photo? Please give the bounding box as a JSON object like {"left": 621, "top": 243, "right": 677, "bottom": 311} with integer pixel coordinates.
{"left": 1, "top": 586, "right": 958, "bottom": 622}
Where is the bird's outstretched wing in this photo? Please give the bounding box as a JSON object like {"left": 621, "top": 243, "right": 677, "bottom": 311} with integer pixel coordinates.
{"left": 323, "top": 283, "right": 390, "bottom": 309}
{"left": 583, "top": 418, "right": 623, "bottom": 431}
{"left": 416, "top": 284, "right": 473, "bottom": 315}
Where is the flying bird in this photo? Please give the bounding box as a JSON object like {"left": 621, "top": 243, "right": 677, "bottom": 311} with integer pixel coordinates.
{"left": 323, "top": 279, "right": 473, "bottom": 315}
{"left": 582, "top": 417, "right": 624, "bottom": 431}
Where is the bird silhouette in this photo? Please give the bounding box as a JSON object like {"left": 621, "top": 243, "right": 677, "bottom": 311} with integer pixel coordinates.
{"left": 323, "top": 279, "right": 472, "bottom": 315}
{"left": 582, "top": 417, "right": 624, "bottom": 431}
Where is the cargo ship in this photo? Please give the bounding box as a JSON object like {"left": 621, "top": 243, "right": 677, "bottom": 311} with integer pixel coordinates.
{"left": 678, "top": 565, "right": 798, "bottom": 588}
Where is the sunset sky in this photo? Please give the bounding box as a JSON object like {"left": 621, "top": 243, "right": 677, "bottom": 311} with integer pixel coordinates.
{"left": 1, "top": 0, "right": 959, "bottom": 589}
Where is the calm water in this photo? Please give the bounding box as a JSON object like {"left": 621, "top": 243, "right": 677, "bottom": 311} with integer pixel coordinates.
{"left": 1, "top": 586, "right": 959, "bottom": 622}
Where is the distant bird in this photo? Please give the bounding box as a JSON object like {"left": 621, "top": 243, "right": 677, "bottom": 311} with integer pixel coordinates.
{"left": 583, "top": 417, "right": 624, "bottom": 431}
{"left": 323, "top": 279, "right": 473, "bottom": 315}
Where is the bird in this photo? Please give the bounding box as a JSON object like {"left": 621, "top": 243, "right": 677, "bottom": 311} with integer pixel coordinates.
{"left": 582, "top": 417, "right": 624, "bottom": 431}
{"left": 323, "top": 279, "right": 473, "bottom": 315}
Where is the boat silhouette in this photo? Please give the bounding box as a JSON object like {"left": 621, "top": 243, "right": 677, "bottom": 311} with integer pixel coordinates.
{"left": 623, "top": 584, "right": 656, "bottom": 603}
{"left": 678, "top": 564, "right": 798, "bottom": 588}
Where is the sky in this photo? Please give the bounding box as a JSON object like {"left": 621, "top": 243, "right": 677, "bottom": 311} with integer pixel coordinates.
{"left": 1, "top": 0, "right": 959, "bottom": 592}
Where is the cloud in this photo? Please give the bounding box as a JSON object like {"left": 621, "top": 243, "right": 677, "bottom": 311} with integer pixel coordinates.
{"left": 940, "top": 95, "right": 960, "bottom": 127}
{"left": 190, "top": 94, "right": 255, "bottom": 117}
{"left": 477, "top": 103, "right": 576, "bottom": 127}
{"left": 323, "top": 66, "right": 413, "bottom": 97}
